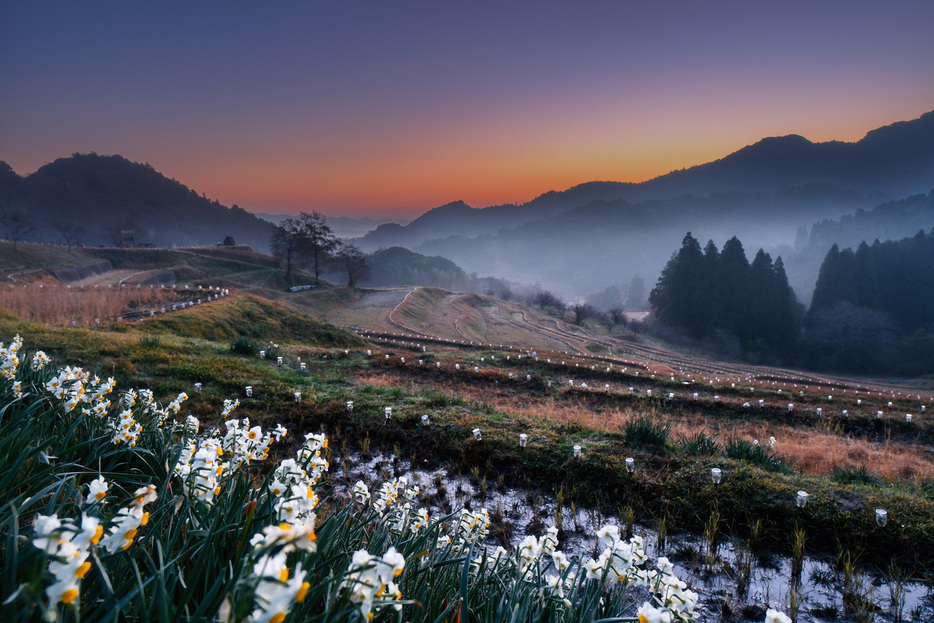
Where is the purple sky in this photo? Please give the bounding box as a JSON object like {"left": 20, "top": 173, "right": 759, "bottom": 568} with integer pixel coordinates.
{"left": 2, "top": 1, "right": 933, "bottom": 218}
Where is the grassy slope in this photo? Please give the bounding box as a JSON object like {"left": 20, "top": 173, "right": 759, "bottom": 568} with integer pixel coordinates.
{"left": 1, "top": 294, "right": 932, "bottom": 574}
{"left": 1, "top": 242, "right": 932, "bottom": 573}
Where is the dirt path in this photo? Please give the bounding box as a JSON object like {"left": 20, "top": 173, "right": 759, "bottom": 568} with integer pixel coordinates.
{"left": 345, "top": 289, "right": 411, "bottom": 309}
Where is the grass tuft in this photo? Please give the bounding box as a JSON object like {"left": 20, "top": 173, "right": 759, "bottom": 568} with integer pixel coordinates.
{"left": 624, "top": 415, "right": 671, "bottom": 448}
{"left": 678, "top": 431, "right": 722, "bottom": 456}
{"left": 832, "top": 464, "right": 880, "bottom": 486}
{"left": 725, "top": 435, "right": 792, "bottom": 473}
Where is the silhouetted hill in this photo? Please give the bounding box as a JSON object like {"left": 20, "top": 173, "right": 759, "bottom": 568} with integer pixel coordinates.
{"left": 356, "top": 110, "right": 934, "bottom": 252}
{"left": 363, "top": 246, "right": 471, "bottom": 289}
{"left": 0, "top": 154, "right": 275, "bottom": 250}
{"left": 255, "top": 213, "right": 408, "bottom": 240}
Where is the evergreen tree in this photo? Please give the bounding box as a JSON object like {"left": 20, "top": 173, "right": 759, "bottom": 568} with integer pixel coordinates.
{"left": 695, "top": 240, "right": 720, "bottom": 335}
{"left": 712, "top": 236, "right": 750, "bottom": 340}
{"left": 810, "top": 244, "right": 857, "bottom": 313}
{"left": 649, "top": 233, "right": 704, "bottom": 336}
{"left": 852, "top": 241, "right": 877, "bottom": 309}
{"left": 747, "top": 249, "right": 776, "bottom": 349}
{"left": 651, "top": 233, "right": 800, "bottom": 360}
{"left": 771, "top": 257, "right": 799, "bottom": 353}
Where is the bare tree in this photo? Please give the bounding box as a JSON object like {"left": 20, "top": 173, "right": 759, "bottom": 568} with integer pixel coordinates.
{"left": 334, "top": 242, "right": 370, "bottom": 287}
{"left": 298, "top": 211, "right": 338, "bottom": 285}
{"left": 271, "top": 216, "right": 306, "bottom": 282}
{"left": 55, "top": 221, "right": 85, "bottom": 251}
{"left": 0, "top": 208, "right": 36, "bottom": 253}
{"left": 531, "top": 290, "right": 565, "bottom": 311}
{"left": 571, "top": 302, "right": 596, "bottom": 325}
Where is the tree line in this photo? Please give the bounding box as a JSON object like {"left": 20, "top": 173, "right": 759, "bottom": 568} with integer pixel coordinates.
{"left": 649, "top": 233, "right": 800, "bottom": 359}
{"left": 799, "top": 229, "right": 934, "bottom": 374}
{"left": 270, "top": 212, "right": 369, "bottom": 286}
{"left": 649, "top": 230, "right": 934, "bottom": 375}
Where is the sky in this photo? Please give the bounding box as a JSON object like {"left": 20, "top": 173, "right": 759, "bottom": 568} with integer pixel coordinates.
{"left": 2, "top": 1, "right": 933, "bottom": 219}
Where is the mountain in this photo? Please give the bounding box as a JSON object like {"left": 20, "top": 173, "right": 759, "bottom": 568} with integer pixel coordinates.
{"left": 0, "top": 153, "right": 276, "bottom": 250}
{"left": 255, "top": 213, "right": 409, "bottom": 240}
{"left": 356, "top": 110, "right": 934, "bottom": 254}
{"left": 353, "top": 110, "right": 934, "bottom": 298}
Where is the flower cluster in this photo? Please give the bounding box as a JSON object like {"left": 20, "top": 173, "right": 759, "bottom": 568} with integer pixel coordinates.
{"left": 340, "top": 547, "right": 406, "bottom": 621}
{"left": 223, "top": 417, "right": 279, "bottom": 467}
{"left": 84, "top": 376, "right": 116, "bottom": 416}
{"left": 31, "top": 485, "right": 157, "bottom": 606}
{"left": 221, "top": 398, "right": 239, "bottom": 418}
{"left": 516, "top": 525, "right": 561, "bottom": 574}
{"left": 111, "top": 408, "right": 143, "bottom": 446}
{"left": 174, "top": 400, "right": 288, "bottom": 506}
{"left": 245, "top": 522, "right": 317, "bottom": 623}
{"left": 42, "top": 361, "right": 173, "bottom": 447}
{"left": 0, "top": 334, "right": 23, "bottom": 379}
{"left": 641, "top": 557, "right": 699, "bottom": 621}
{"left": 175, "top": 431, "right": 225, "bottom": 503}
{"left": 99, "top": 485, "right": 158, "bottom": 553}
{"left": 370, "top": 477, "right": 405, "bottom": 514}
{"left": 268, "top": 432, "right": 327, "bottom": 525}
{"left": 455, "top": 507, "right": 491, "bottom": 546}
{"left": 31, "top": 514, "right": 101, "bottom": 605}
{"left": 582, "top": 525, "right": 648, "bottom": 583}
{"left": 31, "top": 350, "right": 51, "bottom": 370}
{"left": 45, "top": 366, "right": 90, "bottom": 412}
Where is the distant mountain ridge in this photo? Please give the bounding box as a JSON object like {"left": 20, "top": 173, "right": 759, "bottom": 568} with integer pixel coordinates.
{"left": 255, "top": 213, "right": 408, "bottom": 240}
{"left": 356, "top": 109, "right": 934, "bottom": 251}
{"left": 0, "top": 153, "right": 275, "bottom": 250}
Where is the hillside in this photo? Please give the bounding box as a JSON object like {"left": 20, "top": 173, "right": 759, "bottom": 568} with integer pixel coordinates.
{"left": 782, "top": 189, "right": 934, "bottom": 302}
{"left": 357, "top": 110, "right": 934, "bottom": 254}
{"left": 3, "top": 275, "right": 933, "bottom": 622}
{"left": 0, "top": 153, "right": 276, "bottom": 250}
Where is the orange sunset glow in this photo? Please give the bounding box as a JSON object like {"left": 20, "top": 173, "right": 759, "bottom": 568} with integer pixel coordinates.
{"left": 2, "top": 3, "right": 933, "bottom": 218}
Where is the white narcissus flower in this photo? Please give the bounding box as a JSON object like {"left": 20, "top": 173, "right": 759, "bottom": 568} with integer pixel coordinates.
{"left": 583, "top": 556, "right": 604, "bottom": 580}
{"left": 87, "top": 476, "right": 109, "bottom": 502}
{"left": 32, "top": 350, "right": 51, "bottom": 370}
{"left": 765, "top": 609, "right": 792, "bottom": 623}
{"left": 551, "top": 550, "right": 570, "bottom": 572}
{"left": 637, "top": 602, "right": 671, "bottom": 623}
{"left": 596, "top": 524, "right": 620, "bottom": 548}
{"left": 72, "top": 514, "right": 103, "bottom": 550}
{"left": 32, "top": 514, "right": 64, "bottom": 554}
{"left": 377, "top": 547, "right": 405, "bottom": 582}
{"left": 269, "top": 479, "right": 287, "bottom": 497}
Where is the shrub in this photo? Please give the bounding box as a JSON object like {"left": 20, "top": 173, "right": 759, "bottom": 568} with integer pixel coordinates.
{"left": 624, "top": 416, "right": 671, "bottom": 448}
{"left": 725, "top": 435, "right": 791, "bottom": 473}
{"left": 229, "top": 335, "right": 259, "bottom": 356}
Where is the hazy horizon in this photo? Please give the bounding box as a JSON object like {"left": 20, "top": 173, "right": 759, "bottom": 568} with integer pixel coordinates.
{"left": 2, "top": 2, "right": 933, "bottom": 219}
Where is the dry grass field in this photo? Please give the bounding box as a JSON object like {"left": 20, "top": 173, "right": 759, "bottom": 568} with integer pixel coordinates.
{"left": 0, "top": 283, "right": 194, "bottom": 325}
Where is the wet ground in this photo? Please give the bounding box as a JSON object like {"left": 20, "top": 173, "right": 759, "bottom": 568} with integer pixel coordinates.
{"left": 329, "top": 451, "right": 934, "bottom": 623}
